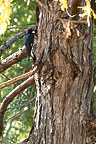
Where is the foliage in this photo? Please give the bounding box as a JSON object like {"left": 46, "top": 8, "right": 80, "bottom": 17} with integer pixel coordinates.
{"left": 0, "top": 0, "right": 37, "bottom": 143}
{"left": 78, "top": 0, "right": 96, "bottom": 27}
{"left": 1, "top": 84, "right": 36, "bottom": 143}
{"left": 0, "top": 0, "right": 36, "bottom": 35}
{"left": 0, "top": 0, "right": 13, "bottom": 35}
{"left": 59, "top": 0, "right": 67, "bottom": 11}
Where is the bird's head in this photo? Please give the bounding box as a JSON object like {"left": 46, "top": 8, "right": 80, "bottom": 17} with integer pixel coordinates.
{"left": 26, "top": 29, "right": 37, "bottom": 35}
{"left": 26, "top": 29, "right": 32, "bottom": 34}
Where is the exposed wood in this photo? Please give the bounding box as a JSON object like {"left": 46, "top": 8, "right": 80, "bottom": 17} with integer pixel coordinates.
{"left": 0, "top": 66, "right": 37, "bottom": 89}
{"left": 0, "top": 25, "right": 36, "bottom": 56}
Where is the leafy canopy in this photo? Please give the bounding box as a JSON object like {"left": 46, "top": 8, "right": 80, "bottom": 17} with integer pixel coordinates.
{"left": 0, "top": 0, "right": 13, "bottom": 35}
{"left": 0, "top": 0, "right": 32, "bottom": 35}
{"left": 1, "top": 0, "right": 96, "bottom": 35}
{"left": 0, "top": 0, "right": 37, "bottom": 143}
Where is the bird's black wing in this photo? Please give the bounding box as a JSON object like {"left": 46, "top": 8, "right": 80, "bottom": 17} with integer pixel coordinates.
{"left": 25, "top": 33, "right": 34, "bottom": 62}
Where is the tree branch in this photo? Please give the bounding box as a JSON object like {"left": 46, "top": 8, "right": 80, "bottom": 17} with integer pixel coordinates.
{"left": 0, "top": 70, "right": 30, "bottom": 99}
{"left": 7, "top": 26, "right": 28, "bottom": 30}
{"left": 0, "top": 75, "right": 35, "bottom": 136}
{"left": 0, "top": 25, "right": 36, "bottom": 56}
{"left": 0, "top": 46, "right": 27, "bottom": 73}
{"left": 0, "top": 72, "right": 10, "bottom": 80}
{"left": 0, "top": 66, "right": 37, "bottom": 89}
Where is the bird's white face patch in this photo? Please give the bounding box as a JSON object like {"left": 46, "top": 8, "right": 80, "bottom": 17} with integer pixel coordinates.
{"left": 32, "top": 31, "right": 35, "bottom": 34}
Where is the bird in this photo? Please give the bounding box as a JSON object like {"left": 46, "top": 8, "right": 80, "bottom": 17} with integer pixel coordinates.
{"left": 25, "top": 28, "right": 36, "bottom": 62}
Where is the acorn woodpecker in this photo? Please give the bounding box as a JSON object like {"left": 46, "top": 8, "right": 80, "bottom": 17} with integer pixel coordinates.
{"left": 25, "top": 29, "right": 36, "bottom": 62}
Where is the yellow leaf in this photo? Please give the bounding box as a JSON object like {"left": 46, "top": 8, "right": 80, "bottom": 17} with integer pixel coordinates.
{"left": 0, "top": 0, "right": 13, "bottom": 35}
{"left": 58, "top": 0, "right": 67, "bottom": 11}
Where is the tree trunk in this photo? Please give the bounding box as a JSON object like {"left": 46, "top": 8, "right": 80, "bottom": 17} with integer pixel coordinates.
{"left": 28, "top": 0, "right": 94, "bottom": 143}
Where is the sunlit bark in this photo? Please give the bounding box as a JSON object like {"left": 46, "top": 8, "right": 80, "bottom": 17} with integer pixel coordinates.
{"left": 28, "top": 0, "right": 94, "bottom": 143}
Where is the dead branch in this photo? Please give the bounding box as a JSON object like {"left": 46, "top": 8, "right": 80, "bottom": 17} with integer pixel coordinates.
{"left": 0, "top": 75, "right": 35, "bottom": 136}
{"left": 0, "top": 66, "right": 37, "bottom": 89}
{"left": 0, "top": 25, "right": 36, "bottom": 56}
{"left": 0, "top": 72, "right": 10, "bottom": 80}
{"left": 0, "top": 70, "right": 30, "bottom": 99}
{"left": 7, "top": 26, "right": 27, "bottom": 30}
{"left": 0, "top": 46, "right": 27, "bottom": 73}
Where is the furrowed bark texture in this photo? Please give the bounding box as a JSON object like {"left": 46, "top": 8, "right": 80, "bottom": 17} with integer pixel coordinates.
{"left": 29, "top": 0, "right": 94, "bottom": 144}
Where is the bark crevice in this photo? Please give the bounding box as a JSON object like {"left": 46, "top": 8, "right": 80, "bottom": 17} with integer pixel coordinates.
{"left": 28, "top": 0, "right": 94, "bottom": 144}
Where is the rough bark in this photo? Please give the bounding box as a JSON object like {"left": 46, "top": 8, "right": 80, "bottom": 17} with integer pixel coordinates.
{"left": 28, "top": 0, "right": 94, "bottom": 144}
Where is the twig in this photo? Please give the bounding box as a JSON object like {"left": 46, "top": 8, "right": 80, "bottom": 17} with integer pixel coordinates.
{"left": 0, "top": 71, "right": 30, "bottom": 99}
{"left": 7, "top": 26, "right": 27, "bottom": 30}
{"left": 0, "top": 75, "right": 35, "bottom": 136}
{"left": 0, "top": 66, "right": 37, "bottom": 89}
{"left": 5, "top": 109, "right": 28, "bottom": 122}
{"left": 22, "top": 92, "right": 30, "bottom": 99}
{"left": 0, "top": 76, "right": 34, "bottom": 113}
{"left": 7, "top": 96, "right": 36, "bottom": 110}
{"left": 0, "top": 72, "right": 10, "bottom": 80}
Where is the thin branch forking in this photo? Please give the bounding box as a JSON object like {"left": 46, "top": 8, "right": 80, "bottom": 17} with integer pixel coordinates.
{"left": 0, "top": 65, "right": 37, "bottom": 89}
{"left": 0, "top": 75, "right": 35, "bottom": 136}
